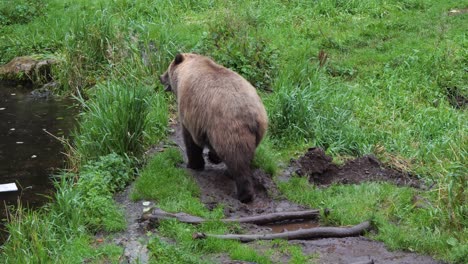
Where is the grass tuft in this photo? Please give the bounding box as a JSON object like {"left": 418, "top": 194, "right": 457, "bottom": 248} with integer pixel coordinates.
{"left": 73, "top": 80, "right": 167, "bottom": 164}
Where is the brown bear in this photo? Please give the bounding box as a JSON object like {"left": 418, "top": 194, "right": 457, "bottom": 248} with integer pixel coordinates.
{"left": 160, "top": 53, "right": 268, "bottom": 203}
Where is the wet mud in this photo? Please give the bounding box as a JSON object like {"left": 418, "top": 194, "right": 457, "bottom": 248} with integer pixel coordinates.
{"left": 109, "top": 183, "right": 151, "bottom": 263}
{"left": 292, "top": 237, "right": 442, "bottom": 264}
{"left": 293, "top": 147, "right": 426, "bottom": 189}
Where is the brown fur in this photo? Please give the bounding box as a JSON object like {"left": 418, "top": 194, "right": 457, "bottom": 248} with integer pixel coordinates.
{"left": 160, "top": 53, "right": 268, "bottom": 203}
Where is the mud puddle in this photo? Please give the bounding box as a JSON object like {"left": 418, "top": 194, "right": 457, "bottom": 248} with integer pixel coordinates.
{"left": 0, "top": 81, "right": 77, "bottom": 242}
{"left": 265, "top": 220, "right": 319, "bottom": 233}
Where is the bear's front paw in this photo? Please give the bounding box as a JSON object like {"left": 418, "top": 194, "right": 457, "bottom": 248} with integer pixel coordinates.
{"left": 237, "top": 187, "right": 254, "bottom": 204}
{"left": 187, "top": 161, "right": 205, "bottom": 171}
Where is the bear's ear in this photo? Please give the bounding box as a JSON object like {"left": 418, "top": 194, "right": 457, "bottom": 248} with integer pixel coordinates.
{"left": 174, "top": 53, "right": 184, "bottom": 65}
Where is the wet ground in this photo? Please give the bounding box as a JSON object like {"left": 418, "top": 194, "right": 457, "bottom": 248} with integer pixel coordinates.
{"left": 115, "top": 124, "right": 443, "bottom": 263}
{"left": 0, "top": 81, "right": 77, "bottom": 241}
{"left": 291, "top": 147, "right": 428, "bottom": 189}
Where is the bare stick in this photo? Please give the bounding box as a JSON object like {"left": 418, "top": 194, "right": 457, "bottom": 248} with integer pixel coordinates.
{"left": 350, "top": 260, "right": 375, "bottom": 264}
{"left": 142, "top": 208, "right": 319, "bottom": 225}
{"left": 193, "top": 221, "right": 371, "bottom": 242}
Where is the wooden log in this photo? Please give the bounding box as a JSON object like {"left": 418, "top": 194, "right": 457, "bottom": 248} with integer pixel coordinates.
{"left": 350, "top": 260, "right": 375, "bottom": 264}
{"left": 193, "top": 221, "right": 371, "bottom": 242}
{"left": 142, "top": 208, "right": 320, "bottom": 225}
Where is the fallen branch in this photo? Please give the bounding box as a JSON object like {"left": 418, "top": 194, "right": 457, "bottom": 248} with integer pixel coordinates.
{"left": 350, "top": 260, "right": 374, "bottom": 264}
{"left": 142, "top": 208, "right": 319, "bottom": 225}
{"left": 193, "top": 221, "right": 371, "bottom": 242}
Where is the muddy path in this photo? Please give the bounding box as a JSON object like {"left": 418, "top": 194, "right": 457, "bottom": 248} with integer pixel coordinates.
{"left": 111, "top": 124, "right": 443, "bottom": 263}
{"left": 168, "top": 125, "right": 443, "bottom": 264}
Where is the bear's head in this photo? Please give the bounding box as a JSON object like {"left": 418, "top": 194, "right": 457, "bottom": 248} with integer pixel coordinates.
{"left": 159, "top": 53, "right": 185, "bottom": 94}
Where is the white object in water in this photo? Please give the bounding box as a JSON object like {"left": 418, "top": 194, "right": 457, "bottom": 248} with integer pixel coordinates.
{"left": 0, "top": 183, "right": 18, "bottom": 193}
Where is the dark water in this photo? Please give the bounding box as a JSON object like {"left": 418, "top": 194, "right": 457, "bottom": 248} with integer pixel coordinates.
{"left": 266, "top": 220, "right": 319, "bottom": 233}
{"left": 0, "top": 81, "right": 77, "bottom": 240}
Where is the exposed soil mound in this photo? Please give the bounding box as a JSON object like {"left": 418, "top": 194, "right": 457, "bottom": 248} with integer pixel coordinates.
{"left": 293, "top": 147, "right": 424, "bottom": 189}
{"left": 444, "top": 86, "right": 467, "bottom": 109}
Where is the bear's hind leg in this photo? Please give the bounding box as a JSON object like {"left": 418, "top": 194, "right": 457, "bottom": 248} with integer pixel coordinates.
{"left": 225, "top": 157, "right": 255, "bottom": 203}
{"left": 182, "top": 125, "right": 205, "bottom": 170}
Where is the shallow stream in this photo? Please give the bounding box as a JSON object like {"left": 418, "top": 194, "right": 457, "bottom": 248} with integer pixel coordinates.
{"left": 0, "top": 81, "right": 77, "bottom": 241}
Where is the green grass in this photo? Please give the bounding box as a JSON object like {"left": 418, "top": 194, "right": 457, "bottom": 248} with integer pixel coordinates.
{"left": 253, "top": 136, "right": 279, "bottom": 176}
{"left": 0, "top": 0, "right": 466, "bottom": 263}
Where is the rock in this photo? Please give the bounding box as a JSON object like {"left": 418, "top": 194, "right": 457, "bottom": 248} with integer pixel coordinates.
{"left": 0, "top": 56, "right": 56, "bottom": 83}
{"left": 26, "top": 80, "right": 59, "bottom": 100}
{"left": 30, "top": 87, "right": 53, "bottom": 100}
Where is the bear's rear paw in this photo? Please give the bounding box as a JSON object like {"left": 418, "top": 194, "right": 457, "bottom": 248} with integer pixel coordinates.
{"left": 208, "top": 151, "right": 222, "bottom": 164}
{"left": 187, "top": 160, "right": 205, "bottom": 171}
{"left": 237, "top": 188, "right": 254, "bottom": 203}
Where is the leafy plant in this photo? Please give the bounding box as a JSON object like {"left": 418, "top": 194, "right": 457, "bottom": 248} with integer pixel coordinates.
{"left": 77, "top": 157, "right": 128, "bottom": 231}
{"left": 194, "top": 9, "right": 278, "bottom": 91}
{"left": 0, "top": 0, "right": 46, "bottom": 26}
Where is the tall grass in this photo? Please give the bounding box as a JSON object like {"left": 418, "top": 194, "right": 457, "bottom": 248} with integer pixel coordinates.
{"left": 55, "top": 8, "right": 118, "bottom": 93}
{"left": 73, "top": 80, "right": 168, "bottom": 164}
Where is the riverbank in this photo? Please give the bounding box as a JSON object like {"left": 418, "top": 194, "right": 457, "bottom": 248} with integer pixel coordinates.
{"left": 1, "top": 0, "right": 466, "bottom": 263}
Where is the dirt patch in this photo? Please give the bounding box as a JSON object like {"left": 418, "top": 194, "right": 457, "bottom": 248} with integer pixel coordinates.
{"left": 106, "top": 184, "right": 151, "bottom": 263}
{"left": 292, "top": 147, "right": 426, "bottom": 189}
{"left": 444, "top": 86, "right": 467, "bottom": 109}
{"left": 292, "top": 237, "right": 443, "bottom": 264}
{"left": 448, "top": 8, "right": 468, "bottom": 16}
